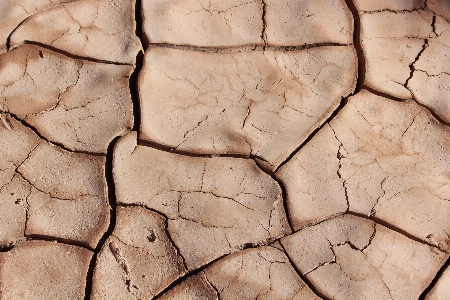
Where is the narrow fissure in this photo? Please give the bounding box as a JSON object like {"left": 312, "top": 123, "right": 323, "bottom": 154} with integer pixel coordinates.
{"left": 6, "top": 17, "right": 29, "bottom": 51}
{"left": 0, "top": 244, "right": 16, "bottom": 252}
{"left": 412, "top": 99, "right": 450, "bottom": 126}
{"left": 253, "top": 158, "right": 295, "bottom": 234}
{"left": 204, "top": 273, "right": 222, "bottom": 300}
{"left": 163, "top": 217, "right": 188, "bottom": 271}
{"left": 83, "top": 135, "right": 120, "bottom": 300}
{"left": 275, "top": 97, "right": 349, "bottom": 172}
{"left": 5, "top": 0, "right": 88, "bottom": 52}
{"left": 138, "top": 138, "right": 251, "bottom": 159}
{"left": 6, "top": 112, "right": 105, "bottom": 157}
{"left": 24, "top": 235, "right": 94, "bottom": 251}
{"left": 151, "top": 252, "right": 231, "bottom": 299}
{"left": 347, "top": 211, "right": 448, "bottom": 253}
{"left": 279, "top": 243, "right": 329, "bottom": 300}
{"left": 362, "top": 86, "right": 408, "bottom": 102}
{"left": 9, "top": 40, "right": 132, "bottom": 65}
{"left": 404, "top": 39, "right": 429, "bottom": 89}
{"left": 129, "top": 50, "right": 144, "bottom": 133}
{"left": 260, "top": 0, "right": 267, "bottom": 49}
{"left": 419, "top": 255, "right": 450, "bottom": 299}
{"left": 147, "top": 42, "right": 350, "bottom": 53}
{"left": 343, "top": 0, "right": 366, "bottom": 95}
{"left": 84, "top": 1, "right": 145, "bottom": 298}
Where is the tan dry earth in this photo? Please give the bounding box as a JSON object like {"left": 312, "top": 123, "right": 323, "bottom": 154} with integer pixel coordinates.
{"left": 0, "top": 0, "right": 449, "bottom": 300}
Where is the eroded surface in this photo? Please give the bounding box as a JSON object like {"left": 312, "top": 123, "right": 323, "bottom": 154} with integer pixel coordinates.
{"left": 8, "top": 0, "right": 141, "bottom": 63}
{"left": 139, "top": 46, "right": 356, "bottom": 170}
{"left": 1, "top": 0, "right": 449, "bottom": 299}
{"left": 91, "top": 206, "right": 186, "bottom": 300}
{"left": 0, "top": 114, "right": 109, "bottom": 250}
{"left": 407, "top": 15, "right": 450, "bottom": 123}
{"left": 0, "top": 43, "right": 134, "bottom": 153}
{"left": 114, "top": 132, "right": 290, "bottom": 270}
{"left": 278, "top": 90, "right": 450, "bottom": 251}
{"left": 281, "top": 214, "right": 448, "bottom": 300}
{"left": 160, "top": 246, "right": 321, "bottom": 300}
{"left": 0, "top": 0, "right": 73, "bottom": 53}
{"left": 361, "top": 10, "right": 434, "bottom": 99}
{"left": 18, "top": 140, "right": 109, "bottom": 248}
{"left": 360, "top": 4, "right": 450, "bottom": 123}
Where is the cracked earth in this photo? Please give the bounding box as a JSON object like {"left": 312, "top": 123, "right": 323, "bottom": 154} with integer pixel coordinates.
{"left": 0, "top": 0, "right": 449, "bottom": 299}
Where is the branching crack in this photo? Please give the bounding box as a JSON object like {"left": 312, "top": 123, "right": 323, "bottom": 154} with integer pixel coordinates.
{"left": 370, "top": 178, "right": 388, "bottom": 217}
{"left": 361, "top": 223, "right": 377, "bottom": 251}
{"left": 204, "top": 272, "right": 222, "bottom": 300}
{"left": 7, "top": 112, "right": 105, "bottom": 156}
{"left": 162, "top": 216, "right": 188, "bottom": 271}
{"left": 279, "top": 243, "right": 331, "bottom": 299}
{"left": 404, "top": 39, "right": 429, "bottom": 91}
{"left": 253, "top": 158, "right": 294, "bottom": 233}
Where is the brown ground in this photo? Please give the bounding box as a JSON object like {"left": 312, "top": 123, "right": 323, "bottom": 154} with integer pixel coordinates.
{"left": 0, "top": 0, "right": 449, "bottom": 299}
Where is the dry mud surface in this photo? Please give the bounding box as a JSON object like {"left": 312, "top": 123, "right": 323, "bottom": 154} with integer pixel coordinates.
{"left": 0, "top": 0, "right": 449, "bottom": 299}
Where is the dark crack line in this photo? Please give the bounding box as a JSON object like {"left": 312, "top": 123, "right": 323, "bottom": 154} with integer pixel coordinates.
{"left": 15, "top": 169, "right": 97, "bottom": 202}
{"left": 343, "top": 0, "right": 366, "bottom": 94}
{"left": 24, "top": 235, "right": 94, "bottom": 251}
{"left": 0, "top": 243, "right": 16, "bottom": 252}
{"left": 5, "top": 0, "right": 88, "bottom": 52}
{"left": 151, "top": 252, "right": 231, "bottom": 299}
{"left": 84, "top": 135, "right": 120, "bottom": 300}
{"left": 137, "top": 138, "right": 251, "bottom": 159}
{"left": 347, "top": 211, "right": 448, "bottom": 253}
{"left": 361, "top": 7, "right": 427, "bottom": 14}
{"left": 147, "top": 42, "right": 351, "bottom": 53}
{"left": 431, "top": 14, "right": 438, "bottom": 36}
{"left": 10, "top": 41, "right": 132, "bottom": 66}
{"left": 6, "top": 16, "right": 30, "bottom": 51}
{"left": 330, "top": 128, "right": 350, "bottom": 212}
{"left": 153, "top": 241, "right": 317, "bottom": 299}
{"left": 361, "top": 223, "right": 378, "bottom": 251}
{"left": 293, "top": 212, "right": 348, "bottom": 233}
{"left": 163, "top": 217, "right": 188, "bottom": 271}
{"left": 114, "top": 202, "right": 189, "bottom": 271}
{"left": 362, "top": 86, "right": 409, "bottom": 102}
{"left": 279, "top": 243, "right": 330, "bottom": 300}
{"left": 204, "top": 272, "right": 222, "bottom": 300}
{"left": 275, "top": 97, "right": 348, "bottom": 172}
{"left": 5, "top": 113, "right": 105, "bottom": 156}
{"left": 260, "top": 0, "right": 267, "bottom": 49}
{"left": 404, "top": 39, "right": 429, "bottom": 89}
{"left": 130, "top": 50, "right": 144, "bottom": 133}
{"left": 419, "top": 255, "right": 450, "bottom": 299}
{"left": 21, "top": 183, "right": 32, "bottom": 241}
{"left": 411, "top": 98, "right": 450, "bottom": 126}
{"left": 253, "top": 159, "right": 294, "bottom": 234}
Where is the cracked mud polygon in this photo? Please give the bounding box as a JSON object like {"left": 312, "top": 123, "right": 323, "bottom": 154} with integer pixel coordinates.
{"left": 0, "top": 0, "right": 449, "bottom": 299}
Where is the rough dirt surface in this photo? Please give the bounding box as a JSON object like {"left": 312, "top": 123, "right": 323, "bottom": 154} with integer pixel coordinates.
{"left": 0, "top": 0, "right": 449, "bottom": 299}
